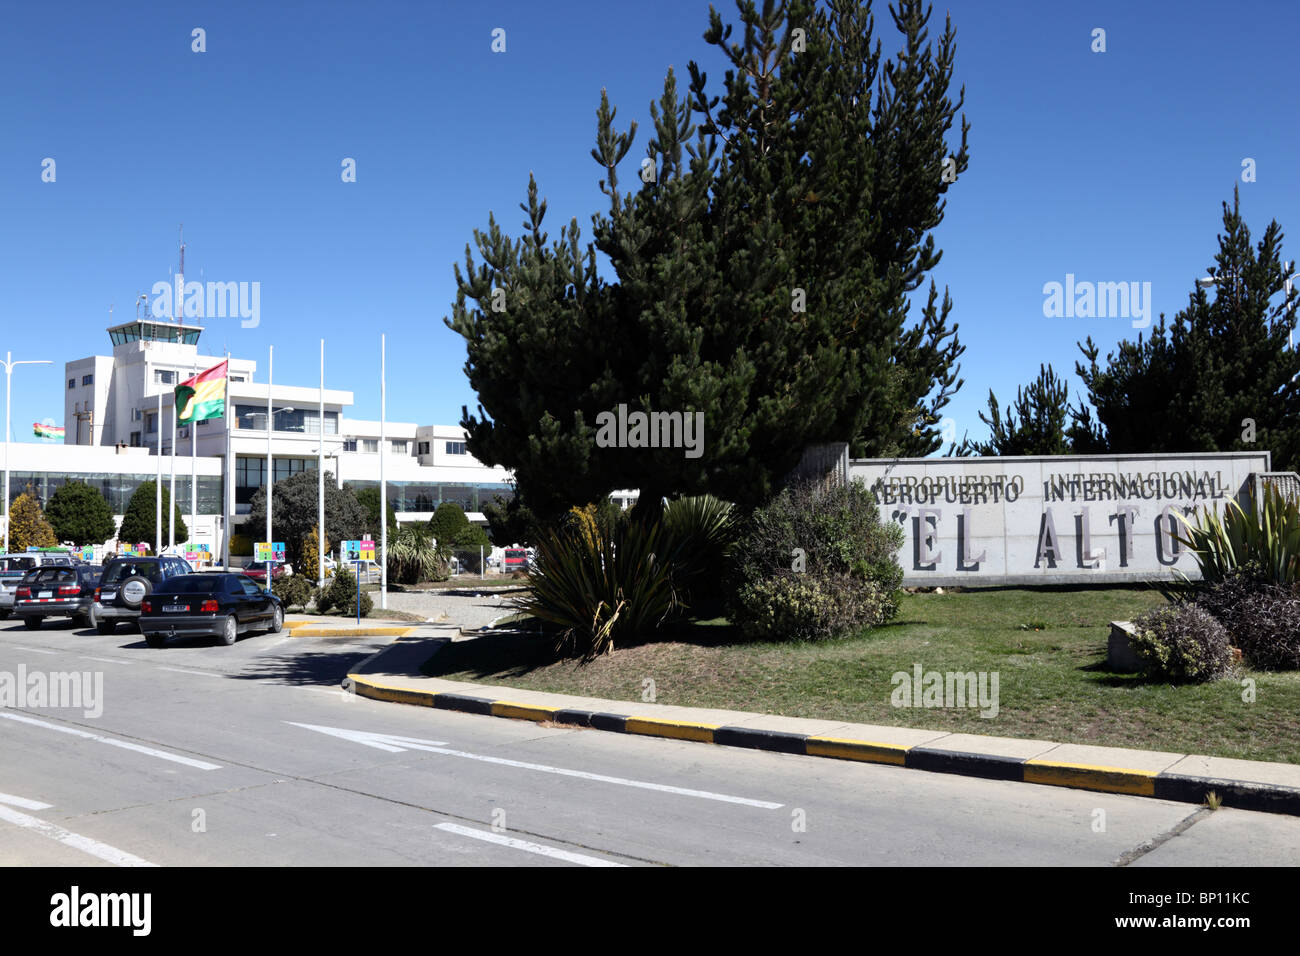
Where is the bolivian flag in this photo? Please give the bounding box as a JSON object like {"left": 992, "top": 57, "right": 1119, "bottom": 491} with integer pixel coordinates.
{"left": 175, "top": 360, "right": 227, "bottom": 424}
{"left": 33, "top": 422, "right": 64, "bottom": 440}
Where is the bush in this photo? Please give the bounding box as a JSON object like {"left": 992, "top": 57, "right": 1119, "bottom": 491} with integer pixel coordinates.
{"left": 1176, "top": 485, "right": 1300, "bottom": 586}
{"left": 1232, "top": 590, "right": 1300, "bottom": 670}
{"left": 732, "top": 572, "right": 886, "bottom": 643}
{"left": 1193, "top": 561, "right": 1270, "bottom": 638}
{"left": 518, "top": 518, "right": 680, "bottom": 662}
{"left": 387, "top": 526, "right": 444, "bottom": 584}
{"left": 662, "top": 495, "right": 737, "bottom": 607}
{"left": 317, "top": 567, "right": 372, "bottom": 617}
{"left": 272, "top": 574, "right": 314, "bottom": 611}
{"left": 301, "top": 527, "right": 329, "bottom": 582}
{"left": 1130, "top": 604, "right": 1235, "bottom": 682}
{"left": 229, "top": 533, "right": 254, "bottom": 557}
{"left": 727, "top": 478, "right": 904, "bottom": 641}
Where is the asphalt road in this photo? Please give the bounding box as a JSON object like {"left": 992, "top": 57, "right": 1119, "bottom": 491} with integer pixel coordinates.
{"left": 1, "top": 616, "right": 1298, "bottom": 867}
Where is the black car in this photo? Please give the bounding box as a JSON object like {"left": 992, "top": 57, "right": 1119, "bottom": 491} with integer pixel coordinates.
{"left": 13, "top": 564, "right": 103, "bottom": 629}
{"left": 95, "top": 556, "right": 193, "bottom": 634}
{"left": 138, "top": 572, "right": 284, "bottom": 648}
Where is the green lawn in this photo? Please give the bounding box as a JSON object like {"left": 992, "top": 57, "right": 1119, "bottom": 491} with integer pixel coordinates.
{"left": 424, "top": 587, "right": 1300, "bottom": 764}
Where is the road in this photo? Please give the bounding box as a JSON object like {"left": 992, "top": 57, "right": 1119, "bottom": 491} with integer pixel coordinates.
{"left": 1, "top": 616, "right": 1298, "bottom": 867}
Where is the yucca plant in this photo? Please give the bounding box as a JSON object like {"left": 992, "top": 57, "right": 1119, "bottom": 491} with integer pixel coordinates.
{"left": 661, "top": 495, "right": 736, "bottom": 604}
{"left": 516, "top": 518, "right": 682, "bottom": 662}
{"left": 1174, "top": 485, "right": 1300, "bottom": 587}
{"left": 385, "top": 526, "right": 447, "bottom": 585}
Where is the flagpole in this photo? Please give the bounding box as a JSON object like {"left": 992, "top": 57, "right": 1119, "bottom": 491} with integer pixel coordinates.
{"left": 155, "top": 388, "right": 162, "bottom": 554}
{"left": 380, "top": 333, "right": 387, "bottom": 610}
{"left": 267, "top": 345, "right": 273, "bottom": 582}
{"left": 318, "top": 339, "right": 325, "bottom": 588}
{"left": 222, "top": 350, "right": 232, "bottom": 569}
{"left": 168, "top": 385, "right": 176, "bottom": 552}
{"left": 190, "top": 356, "right": 197, "bottom": 555}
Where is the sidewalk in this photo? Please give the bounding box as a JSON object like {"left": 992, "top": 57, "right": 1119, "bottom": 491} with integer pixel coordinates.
{"left": 342, "top": 630, "right": 1300, "bottom": 816}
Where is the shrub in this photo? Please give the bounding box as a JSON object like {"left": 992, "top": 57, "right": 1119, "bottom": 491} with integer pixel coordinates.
{"left": 727, "top": 478, "right": 904, "bottom": 641}
{"left": 317, "top": 567, "right": 372, "bottom": 617}
{"left": 662, "top": 495, "right": 737, "bottom": 606}
{"left": 301, "top": 527, "right": 330, "bottom": 582}
{"left": 732, "top": 572, "right": 886, "bottom": 642}
{"left": 1130, "top": 604, "right": 1235, "bottom": 682}
{"left": 1193, "top": 560, "right": 1271, "bottom": 638}
{"left": 272, "top": 574, "right": 314, "bottom": 611}
{"left": 1232, "top": 590, "right": 1300, "bottom": 670}
{"left": 1176, "top": 485, "right": 1300, "bottom": 587}
{"left": 387, "top": 526, "right": 443, "bottom": 584}
{"left": 229, "top": 533, "right": 254, "bottom": 557}
{"left": 517, "top": 518, "right": 680, "bottom": 662}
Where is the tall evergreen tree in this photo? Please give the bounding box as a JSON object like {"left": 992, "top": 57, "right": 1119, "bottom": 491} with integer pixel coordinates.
{"left": 954, "top": 364, "right": 1075, "bottom": 456}
{"left": 446, "top": 0, "right": 968, "bottom": 521}
{"left": 8, "top": 490, "right": 57, "bottom": 551}
{"left": 45, "top": 481, "right": 116, "bottom": 546}
{"left": 1072, "top": 188, "right": 1300, "bottom": 468}
{"left": 115, "top": 481, "right": 188, "bottom": 550}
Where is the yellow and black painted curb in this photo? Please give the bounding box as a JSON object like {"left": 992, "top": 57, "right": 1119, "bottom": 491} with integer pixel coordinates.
{"left": 344, "top": 672, "right": 1300, "bottom": 817}
{"left": 287, "top": 623, "right": 413, "bottom": 638}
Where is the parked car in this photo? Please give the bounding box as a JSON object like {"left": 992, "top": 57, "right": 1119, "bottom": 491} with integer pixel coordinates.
{"left": 242, "top": 562, "right": 291, "bottom": 583}
{"left": 13, "top": 564, "right": 103, "bottom": 630}
{"left": 138, "top": 572, "right": 284, "bottom": 648}
{"left": 94, "top": 555, "right": 193, "bottom": 634}
{"left": 503, "top": 548, "right": 529, "bottom": 572}
{"left": 0, "top": 552, "right": 77, "bottom": 619}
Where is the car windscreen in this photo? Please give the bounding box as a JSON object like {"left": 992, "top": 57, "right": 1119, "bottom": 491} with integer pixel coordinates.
{"left": 102, "top": 562, "right": 165, "bottom": 585}
{"left": 0, "top": 557, "right": 36, "bottom": 572}
{"left": 155, "top": 575, "right": 228, "bottom": 593}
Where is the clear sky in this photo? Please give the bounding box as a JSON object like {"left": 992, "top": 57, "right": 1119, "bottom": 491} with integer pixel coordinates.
{"left": 2, "top": 0, "right": 1297, "bottom": 450}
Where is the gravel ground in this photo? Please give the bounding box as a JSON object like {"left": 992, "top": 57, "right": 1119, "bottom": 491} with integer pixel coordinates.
{"left": 379, "top": 586, "right": 527, "bottom": 630}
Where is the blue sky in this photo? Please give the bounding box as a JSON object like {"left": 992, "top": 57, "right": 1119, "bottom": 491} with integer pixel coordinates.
{"left": 2, "top": 0, "right": 1297, "bottom": 449}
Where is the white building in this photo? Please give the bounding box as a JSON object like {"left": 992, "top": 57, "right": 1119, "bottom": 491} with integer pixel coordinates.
{"left": 12, "top": 317, "right": 517, "bottom": 556}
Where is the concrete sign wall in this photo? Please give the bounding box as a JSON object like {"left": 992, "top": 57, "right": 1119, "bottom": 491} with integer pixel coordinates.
{"left": 849, "top": 452, "right": 1271, "bottom": 586}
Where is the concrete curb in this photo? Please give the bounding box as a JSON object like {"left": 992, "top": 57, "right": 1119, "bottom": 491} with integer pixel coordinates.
{"left": 344, "top": 649, "right": 1300, "bottom": 818}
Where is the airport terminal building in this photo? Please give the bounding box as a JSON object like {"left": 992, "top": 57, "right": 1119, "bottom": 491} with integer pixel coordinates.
{"left": 8, "top": 318, "right": 520, "bottom": 556}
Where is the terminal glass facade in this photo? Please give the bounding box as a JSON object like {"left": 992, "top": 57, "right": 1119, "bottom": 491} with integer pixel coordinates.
{"left": 5, "top": 472, "right": 222, "bottom": 515}
{"left": 344, "top": 480, "right": 513, "bottom": 513}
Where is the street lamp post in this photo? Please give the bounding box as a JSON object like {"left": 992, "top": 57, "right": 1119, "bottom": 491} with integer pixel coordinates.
{"left": 2, "top": 352, "right": 53, "bottom": 554}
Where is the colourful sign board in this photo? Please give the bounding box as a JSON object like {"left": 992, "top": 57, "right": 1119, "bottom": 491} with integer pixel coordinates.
{"left": 341, "top": 540, "right": 376, "bottom": 562}
{"left": 255, "top": 542, "right": 286, "bottom": 563}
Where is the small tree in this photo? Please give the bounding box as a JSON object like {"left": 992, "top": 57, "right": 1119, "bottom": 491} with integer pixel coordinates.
{"left": 8, "top": 491, "right": 57, "bottom": 551}
{"left": 353, "top": 485, "right": 398, "bottom": 538}
{"left": 953, "top": 364, "right": 1077, "bottom": 456}
{"left": 245, "top": 470, "right": 367, "bottom": 567}
{"left": 115, "top": 480, "right": 188, "bottom": 549}
{"left": 429, "top": 502, "right": 489, "bottom": 550}
{"left": 302, "top": 526, "right": 329, "bottom": 582}
{"left": 45, "top": 481, "right": 117, "bottom": 546}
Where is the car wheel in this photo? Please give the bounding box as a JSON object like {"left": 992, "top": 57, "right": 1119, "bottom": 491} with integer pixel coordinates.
{"left": 96, "top": 620, "right": 116, "bottom": 635}
{"left": 144, "top": 632, "right": 165, "bottom": 648}
{"left": 265, "top": 606, "right": 284, "bottom": 635}
{"left": 22, "top": 616, "right": 40, "bottom": 630}
{"left": 220, "top": 615, "right": 238, "bottom": 646}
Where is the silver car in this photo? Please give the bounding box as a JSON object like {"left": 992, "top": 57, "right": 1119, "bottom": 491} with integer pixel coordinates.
{"left": 0, "top": 553, "right": 76, "bottom": 619}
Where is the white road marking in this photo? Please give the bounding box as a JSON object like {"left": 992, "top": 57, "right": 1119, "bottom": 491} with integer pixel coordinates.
{"left": 0, "top": 803, "right": 156, "bottom": 867}
{"left": 434, "top": 822, "right": 626, "bottom": 867}
{"left": 10, "top": 646, "right": 57, "bottom": 655}
{"left": 155, "top": 666, "right": 222, "bottom": 677}
{"left": 289, "top": 722, "right": 783, "bottom": 809}
{"left": 0, "top": 712, "right": 221, "bottom": 771}
{"left": 0, "top": 791, "right": 53, "bottom": 810}
{"left": 82, "top": 656, "right": 133, "bottom": 666}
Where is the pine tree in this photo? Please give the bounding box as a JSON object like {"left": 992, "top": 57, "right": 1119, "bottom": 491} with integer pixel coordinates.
{"left": 8, "top": 491, "right": 57, "bottom": 551}
{"left": 45, "top": 481, "right": 117, "bottom": 546}
{"left": 1073, "top": 188, "right": 1300, "bottom": 468}
{"left": 115, "top": 480, "right": 189, "bottom": 551}
{"left": 446, "top": 0, "right": 969, "bottom": 520}
{"left": 956, "top": 364, "right": 1075, "bottom": 456}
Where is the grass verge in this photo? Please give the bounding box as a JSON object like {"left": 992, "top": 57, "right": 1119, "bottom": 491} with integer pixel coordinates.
{"left": 422, "top": 587, "right": 1300, "bottom": 764}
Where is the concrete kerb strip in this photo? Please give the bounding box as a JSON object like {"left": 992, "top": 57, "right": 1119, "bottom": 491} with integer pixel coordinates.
{"left": 342, "top": 637, "right": 1300, "bottom": 817}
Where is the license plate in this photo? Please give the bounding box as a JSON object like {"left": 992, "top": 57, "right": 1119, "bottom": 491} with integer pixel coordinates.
{"left": 162, "top": 605, "right": 188, "bottom": 613}
{"left": 100, "top": 591, "right": 116, "bottom": 601}
{"left": 40, "top": 590, "right": 53, "bottom": 598}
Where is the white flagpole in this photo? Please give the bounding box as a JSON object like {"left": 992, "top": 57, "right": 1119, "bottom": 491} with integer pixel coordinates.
{"left": 190, "top": 356, "right": 197, "bottom": 553}
{"left": 222, "top": 351, "right": 232, "bottom": 569}
{"left": 155, "top": 388, "right": 162, "bottom": 554}
{"left": 267, "top": 345, "right": 273, "bottom": 580}
{"left": 318, "top": 339, "right": 325, "bottom": 587}
{"left": 168, "top": 383, "right": 176, "bottom": 551}
{"left": 380, "top": 333, "right": 387, "bottom": 610}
